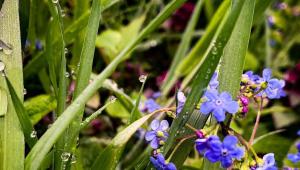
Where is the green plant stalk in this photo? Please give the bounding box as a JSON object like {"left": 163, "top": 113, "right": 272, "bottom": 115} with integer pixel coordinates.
{"left": 25, "top": 1, "right": 186, "bottom": 169}
{"left": 60, "top": 0, "right": 102, "bottom": 169}
{"left": 161, "top": 0, "right": 203, "bottom": 95}
{"left": 163, "top": 0, "right": 248, "bottom": 167}
{"left": 0, "top": 0, "right": 24, "bottom": 169}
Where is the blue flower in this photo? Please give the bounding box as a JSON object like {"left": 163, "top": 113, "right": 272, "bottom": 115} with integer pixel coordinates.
{"left": 297, "top": 130, "right": 300, "bottom": 136}
{"left": 256, "top": 68, "right": 286, "bottom": 99}
{"left": 287, "top": 153, "right": 300, "bottom": 164}
{"left": 242, "top": 71, "right": 261, "bottom": 85}
{"left": 200, "top": 89, "right": 239, "bottom": 122}
{"left": 176, "top": 91, "right": 186, "bottom": 115}
{"left": 195, "top": 135, "right": 219, "bottom": 154}
{"left": 200, "top": 135, "right": 244, "bottom": 168}
{"left": 209, "top": 72, "right": 219, "bottom": 89}
{"left": 144, "top": 99, "right": 161, "bottom": 113}
{"left": 145, "top": 119, "right": 169, "bottom": 149}
{"left": 287, "top": 143, "right": 300, "bottom": 164}
{"left": 256, "top": 153, "right": 278, "bottom": 170}
{"left": 150, "top": 153, "right": 177, "bottom": 170}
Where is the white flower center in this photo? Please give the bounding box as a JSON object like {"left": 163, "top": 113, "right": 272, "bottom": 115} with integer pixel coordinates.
{"left": 215, "top": 99, "right": 222, "bottom": 105}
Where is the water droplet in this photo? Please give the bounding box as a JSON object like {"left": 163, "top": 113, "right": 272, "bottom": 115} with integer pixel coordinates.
{"left": 71, "top": 155, "right": 77, "bottom": 164}
{"left": 211, "top": 46, "right": 218, "bottom": 55}
{"left": 0, "top": 11, "right": 4, "bottom": 17}
{"left": 65, "top": 72, "right": 70, "bottom": 78}
{"left": 52, "top": 0, "right": 59, "bottom": 3}
{"left": 77, "top": 63, "right": 81, "bottom": 67}
{"left": 1, "top": 72, "right": 6, "bottom": 77}
{"left": 217, "top": 42, "right": 223, "bottom": 48}
{"left": 138, "top": 75, "right": 147, "bottom": 83}
{"left": 30, "top": 131, "right": 37, "bottom": 138}
{"left": 0, "top": 61, "right": 5, "bottom": 72}
{"left": 61, "top": 10, "right": 66, "bottom": 17}
{"left": 182, "top": 115, "right": 187, "bottom": 120}
{"left": 23, "top": 88, "right": 27, "bottom": 95}
{"left": 61, "top": 152, "right": 71, "bottom": 162}
{"left": 108, "top": 96, "right": 117, "bottom": 103}
{"left": 64, "top": 48, "right": 68, "bottom": 54}
{"left": 207, "top": 68, "right": 211, "bottom": 74}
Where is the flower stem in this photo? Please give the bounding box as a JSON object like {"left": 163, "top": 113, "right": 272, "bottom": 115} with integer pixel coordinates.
{"left": 249, "top": 97, "right": 263, "bottom": 145}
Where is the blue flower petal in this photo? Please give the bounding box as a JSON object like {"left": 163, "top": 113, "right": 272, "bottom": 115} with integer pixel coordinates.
{"left": 263, "top": 68, "right": 272, "bottom": 81}
{"left": 212, "top": 108, "right": 225, "bottom": 122}
{"left": 166, "top": 163, "right": 177, "bottom": 170}
{"left": 220, "top": 156, "right": 233, "bottom": 168}
{"left": 150, "top": 156, "right": 159, "bottom": 168}
{"left": 200, "top": 102, "right": 214, "bottom": 114}
{"left": 220, "top": 92, "right": 232, "bottom": 101}
{"left": 150, "top": 119, "right": 160, "bottom": 130}
{"left": 223, "top": 135, "right": 238, "bottom": 148}
{"left": 205, "top": 150, "right": 220, "bottom": 163}
{"left": 223, "top": 101, "right": 239, "bottom": 114}
{"left": 150, "top": 138, "right": 159, "bottom": 149}
{"left": 145, "top": 131, "right": 156, "bottom": 141}
{"left": 204, "top": 89, "right": 218, "bottom": 101}
{"left": 160, "top": 120, "right": 169, "bottom": 131}
{"left": 231, "top": 147, "right": 244, "bottom": 160}
{"left": 156, "top": 153, "right": 166, "bottom": 164}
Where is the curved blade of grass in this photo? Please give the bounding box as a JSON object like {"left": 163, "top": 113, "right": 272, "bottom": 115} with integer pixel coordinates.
{"left": 25, "top": 1, "right": 186, "bottom": 169}
{"left": 0, "top": 88, "right": 7, "bottom": 116}
{"left": 162, "top": 0, "right": 249, "bottom": 167}
{"left": 91, "top": 111, "right": 159, "bottom": 170}
{"left": 5, "top": 78, "right": 38, "bottom": 148}
{"left": 0, "top": 0, "right": 24, "bottom": 168}
{"left": 161, "top": 0, "right": 204, "bottom": 96}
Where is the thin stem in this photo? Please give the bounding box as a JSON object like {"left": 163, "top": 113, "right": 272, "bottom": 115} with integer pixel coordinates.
{"left": 185, "top": 123, "right": 198, "bottom": 132}
{"left": 249, "top": 97, "right": 263, "bottom": 145}
{"left": 80, "top": 100, "right": 115, "bottom": 129}
{"left": 166, "top": 135, "right": 194, "bottom": 162}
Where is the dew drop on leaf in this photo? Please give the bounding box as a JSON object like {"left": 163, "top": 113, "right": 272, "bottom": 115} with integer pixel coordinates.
{"left": 65, "top": 72, "right": 70, "bottom": 78}
{"left": 23, "top": 88, "right": 27, "bottom": 95}
{"left": 30, "top": 131, "right": 37, "bottom": 138}
{"left": 138, "top": 75, "right": 147, "bottom": 83}
{"left": 108, "top": 96, "right": 117, "bottom": 103}
{"left": 0, "top": 61, "right": 5, "bottom": 72}
{"left": 61, "top": 152, "right": 71, "bottom": 162}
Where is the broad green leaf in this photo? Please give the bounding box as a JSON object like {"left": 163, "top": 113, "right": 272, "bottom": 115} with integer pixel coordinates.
{"left": 25, "top": 1, "right": 186, "bottom": 169}
{"left": 253, "top": 135, "right": 292, "bottom": 167}
{"left": 0, "top": 88, "right": 7, "bottom": 116}
{"left": 0, "top": 0, "right": 25, "bottom": 168}
{"left": 91, "top": 111, "right": 157, "bottom": 170}
{"left": 106, "top": 99, "right": 130, "bottom": 119}
{"left": 96, "top": 30, "right": 122, "bottom": 56}
{"left": 164, "top": 0, "right": 254, "bottom": 167}
{"left": 5, "top": 78, "right": 38, "bottom": 148}
{"left": 24, "top": 95, "right": 57, "bottom": 124}
{"left": 161, "top": 0, "right": 204, "bottom": 95}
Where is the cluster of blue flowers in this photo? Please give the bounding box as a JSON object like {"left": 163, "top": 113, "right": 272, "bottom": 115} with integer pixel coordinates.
{"left": 145, "top": 119, "right": 177, "bottom": 169}
{"left": 287, "top": 130, "right": 300, "bottom": 164}
{"left": 195, "top": 135, "right": 244, "bottom": 168}
{"left": 242, "top": 68, "right": 285, "bottom": 99}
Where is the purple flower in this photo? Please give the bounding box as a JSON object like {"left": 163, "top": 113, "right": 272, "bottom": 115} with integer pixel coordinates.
{"left": 297, "top": 130, "right": 300, "bottom": 136}
{"left": 242, "top": 71, "right": 261, "bottom": 85}
{"left": 200, "top": 89, "right": 239, "bottom": 122}
{"left": 176, "top": 91, "right": 186, "bottom": 115}
{"left": 35, "top": 40, "right": 43, "bottom": 51}
{"left": 256, "top": 153, "right": 278, "bottom": 170}
{"left": 150, "top": 153, "right": 177, "bottom": 170}
{"left": 257, "top": 68, "right": 286, "bottom": 99}
{"left": 209, "top": 72, "right": 219, "bottom": 89}
{"left": 144, "top": 99, "right": 161, "bottom": 113}
{"left": 145, "top": 119, "right": 169, "bottom": 149}
{"left": 197, "top": 135, "right": 244, "bottom": 168}
{"left": 195, "top": 135, "right": 219, "bottom": 154}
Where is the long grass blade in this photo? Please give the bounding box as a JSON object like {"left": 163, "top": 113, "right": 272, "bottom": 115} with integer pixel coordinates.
{"left": 0, "top": 0, "right": 24, "bottom": 168}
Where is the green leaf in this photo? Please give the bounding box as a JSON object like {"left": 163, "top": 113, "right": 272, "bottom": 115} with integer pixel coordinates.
{"left": 24, "top": 95, "right": 57, "bottom": 125}
{"left": 129, "top": 76, "right": 146, "bottom": 124}
{"left": 91, "top": 111, "right": 157, "bottom": 170}
{"left": 0, "top": 88, "right": 7, "bottom": 116}
{"left": 106, "top": 99, "right": 130, "bottom": 119}
{"left": 25, "top": 1, "right": 186, "bottom": 169}
{"left": 164, "top": 0, "right": 254, "bottom": 167}
{"left": 5, "top": 78, "right": 38, "bottom": 148}
{"left": 0, "top": 0, "right": 25, "bottom": 168}
{"left": 161, "top": 0, "right": 204, "bottom": 95}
